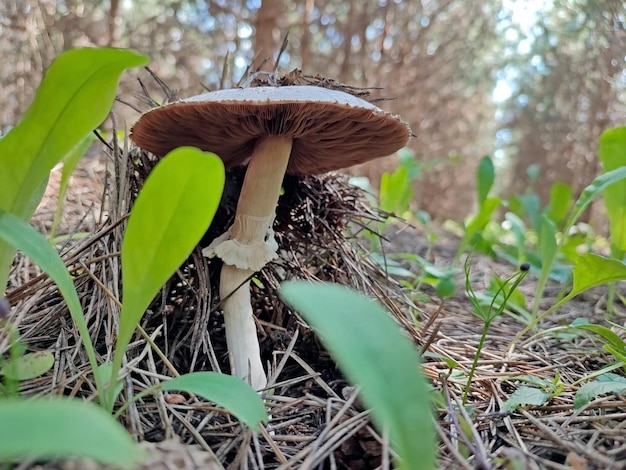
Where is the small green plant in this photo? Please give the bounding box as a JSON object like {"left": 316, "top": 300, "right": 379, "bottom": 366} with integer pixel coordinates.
{"left": 369, "top": 148, "right": 456, "bottom": 295}
{"left": 280, "top": 282, "right": 437, "bottom": 470}
{"left": 513, "top": 253, "right": 626, "bottom": 342}
{"left": 458, "top": 134, "right": 626, "bottom": 324}
{"left": 455, "top": 156, "right": 502, "bottom": 261}
{"left": 501, "top": 373, "right": 565, "bottom": 411}
{"left": 574, "top": 373, "right": 626, "bottom": 409}
{"left": 0, "top": 314, "right": 54, "bottom": 396}
{"left": 463, "top": 259, "right": 529, "bottom": 404}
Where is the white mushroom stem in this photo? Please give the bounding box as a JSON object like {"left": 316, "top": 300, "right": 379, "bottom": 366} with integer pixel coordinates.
{"left": 217, "top": 136, "right": 292, "bottom": 390}
{"left": 220, "top": 265, "right": 266, "bottom": 389}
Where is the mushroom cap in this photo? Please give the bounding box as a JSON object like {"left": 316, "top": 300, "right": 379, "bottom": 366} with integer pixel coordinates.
{"left": 130, "top": 86, "right": 411, "bottom": 174}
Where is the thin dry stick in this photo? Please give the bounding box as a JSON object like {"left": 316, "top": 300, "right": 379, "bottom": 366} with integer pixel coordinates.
{"left": 300, "top": 390, "right": 361, "bottom": 468}
{"left": 258, "top": 424, "right": 289, "bottom": 465}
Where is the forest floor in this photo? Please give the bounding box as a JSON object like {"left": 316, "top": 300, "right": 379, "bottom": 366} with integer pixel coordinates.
{"left": 5, "top": 148, "right": 626, "bottom": 470}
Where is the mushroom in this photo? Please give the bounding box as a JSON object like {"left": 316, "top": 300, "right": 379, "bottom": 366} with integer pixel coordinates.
{"left": 131, "top": 85, "right": 411, "bottom": 390}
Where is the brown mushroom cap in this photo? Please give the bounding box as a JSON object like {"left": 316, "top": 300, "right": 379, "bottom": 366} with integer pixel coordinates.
{"left": 130, "top": 86, "right": 411, "bottom": 174}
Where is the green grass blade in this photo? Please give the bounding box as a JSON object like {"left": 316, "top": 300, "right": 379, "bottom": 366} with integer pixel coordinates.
{"left": 570, "top": 322, "right": 626, "bottom": 352}
{"left": 109, "top": 147, "right": 225, "bottom": 409}
{"left": 161, "top": 372, "right": 268, "bottom": 430}
{"left": 0, "top": 398, "right": 144, "bottom": 468}
{"left": 50, "top": 134, "right": 95, "bottom": 241}
{"left": 0, "top": 211, "right": 104, "bottom": 399}
{"left": 280, "top": 282, "right": 436, "bottom": 470}
{"left": 564, "top": 166, "right": 626, "bottom": 237}
{"left": 457, "top": 196, "right": 501, "bottom": 258}
{"left": 545, "top": 181, "right": 572, "bottom": 227}
{"left": 599, "top": 127, "right": 626, "bottom": 252}
{"left": 476, "top": 156, "right": 495, "bottom": 205}
{"left": 531, "top": 215, "right": 557, "bottom": 317}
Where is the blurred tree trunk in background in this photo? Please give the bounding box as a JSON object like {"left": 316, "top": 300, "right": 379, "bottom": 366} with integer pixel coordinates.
{"left": 1, "top": 0, "right": 624, "bottom": 222}
{"left": 108, "top": 0, "right": 121, "bottom": 46}
{"left": 254, "top": 0, "right": 285, "bottom": 70}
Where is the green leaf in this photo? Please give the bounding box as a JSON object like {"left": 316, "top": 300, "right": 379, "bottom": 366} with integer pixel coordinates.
{"left": 502, "top": 386, "right": 550, "bottom": 412}
{"left": 160, "top": 372, "right": 267, "bottom": 430}
{"left": 0, "top": 351, "right": 54, "bottom": 381}
{"left": 604, "top": 344, "right": 626, "bottom": 363}
{"left": 458, "top": 197, "right": 501, "bottom": 257}
{"left": 50, "top": 134, "right": 95, "bottom": 241}
{"left": 0, "top": 47, "right": 148, "bottom": 297}
{"left": 505, "top": 375, "right": 552, "bottom": 389}
{"left": 518, "top": 192, "right": 542, "bottom": 232}
{"left": 574, "top": 374, "right": 626, "bottom": 409}
{"left": 0, "top": 211, "right": 104, "bottom": 400}
{"left": 569, "top": 253, "right": 626, "bottom": 299}
{"left": 0, "top": 398, "right": 144, "bottom": 468}
{"left": 567, "top": 166, "right": 626, "bottom": 236}
{"left": 569, "top": 320, "right": 626, "bottom": 352}
{"left": 531, "top": 215, "right": 557, "bottom": 317}
{"left": 109, "top": 147, "right": 225, "bottom": 409}
{"left": 379, "top": 166, "right": 412, "bottom": 214}
{"left": 280, "top": 282, "right": 436, "bottom": 470}
{"left": 545, "top": 181, "right": 572, "bottom": 227}
{"left": 435, "top": 277, "right": 456, "bottom": 298}
{"left": 599, "top": 127, "right": 626, "bottom": 251}
{"left": 476, "top": 156, "right": 495, "bottom": 205}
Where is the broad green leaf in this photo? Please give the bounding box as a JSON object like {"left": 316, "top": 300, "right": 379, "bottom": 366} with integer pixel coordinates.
{"left": 0, "top": 211, "right": 103, "bottom": 400}
{"left": 280, "top": 282, "right": 436, "bottom": 470}
{"left": 518, "top": 192, "right": 541, "bottom": 233}
{"left": 574, "top": 374, "right": 626, "bottom": 409}
{"left": 379, "top": 166, "right": 412, "bottom": 214}
{"left": 435, "top": 277, "right": 456, "bottom": 298}
{"left": 0, "top": 351, "right": 54, "bottom": 381}
{"left": 569, "top": 253, "right": 626, "bottom": 299}
{"left": 0, "top": 47, "right": 148, "bottom": 297}
{"left": 599, "top": 127, "right": 626, "bottom": 252}
{"left": 545, "top": 181, "right": 572, "bottom": 227}
{"left": 502, "top": 386, "right": 550, "bottom": 411}
{"left": 109, "top": 147, "right": 225, "bottom": 409}
{"left": 458, "top": 196, "right": 501, "bottom": 257}
{"left": 476, "top": 156, "right": 495, "bottom": 205}
{"left": 0, "top": 48, "right": 147, "bottom": 217}
{"left": 50, "top": 134, "right": 95, "bottom": 240}
{"left": 0, "top": 398, "right": 144, "bottom": 468}
{"left": 160, "top": 372, "right": 267, "bottom": 429}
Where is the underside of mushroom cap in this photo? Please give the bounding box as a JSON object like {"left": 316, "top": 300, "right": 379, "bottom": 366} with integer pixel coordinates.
{"left": 130, "top": 86, "right": 411, "bottom": 174}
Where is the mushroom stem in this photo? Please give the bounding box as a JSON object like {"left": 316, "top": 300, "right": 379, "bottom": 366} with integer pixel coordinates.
{"left": 219, "top": 136, "right": 293, "bottom": 389}
{"left": 220, "top": 265, "right": 266, "bottom": 390}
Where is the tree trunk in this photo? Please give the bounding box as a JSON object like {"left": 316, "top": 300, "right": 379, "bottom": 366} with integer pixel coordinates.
{"left": 254, "top": 0, "right": 284, "bottom": 71}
